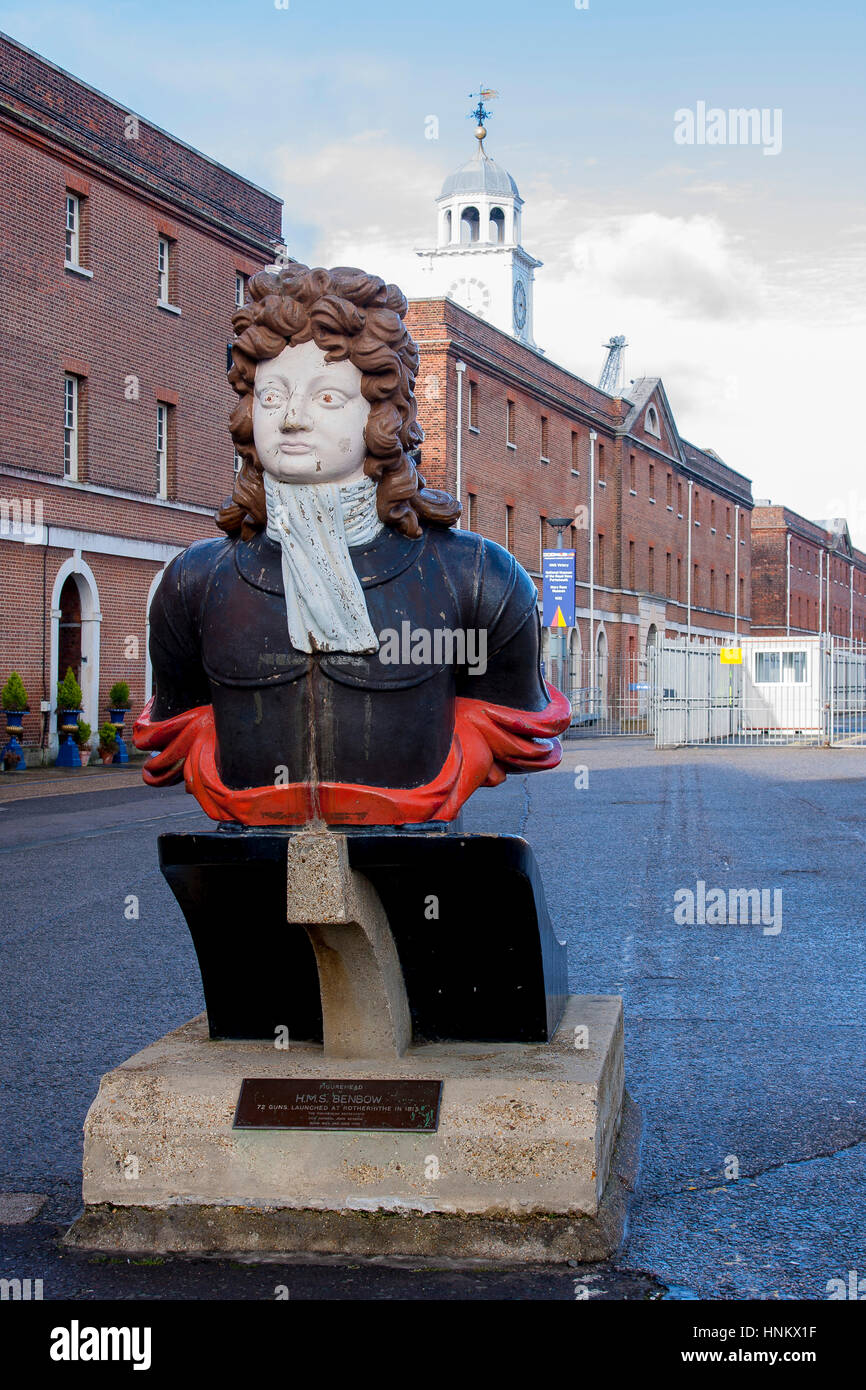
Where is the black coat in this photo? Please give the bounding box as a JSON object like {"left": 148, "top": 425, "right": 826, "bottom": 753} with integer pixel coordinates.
{"left": 148, "top": 522, "right": 549, "bottom": 791}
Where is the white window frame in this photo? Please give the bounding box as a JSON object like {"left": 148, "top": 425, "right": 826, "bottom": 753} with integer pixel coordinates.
{"left": 235, "top": 272, "right": 246, "bottom": 308}
{"left": 156, "top": 403, "right": 168, "bottom": 498}
{"left": 63, "top": 375, "right": 79, "bottom": 480}
{"left": 233, "top": 449, "right": 243, "bottom": 477}
{"left": 645, "top": 405, "right": 661, "bottom": 438}
{"left": 65, "top": 194, "right": 80, "bottom": 265}
{"left": 505, "top": 504, "right": 514, "bottom": 554}
{"left": 158, "top": 237, "right": 171, "bottom": 304}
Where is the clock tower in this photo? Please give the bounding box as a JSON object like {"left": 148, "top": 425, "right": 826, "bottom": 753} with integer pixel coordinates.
{"left": 416, "top": 101, "right": 541, "bottom": 348}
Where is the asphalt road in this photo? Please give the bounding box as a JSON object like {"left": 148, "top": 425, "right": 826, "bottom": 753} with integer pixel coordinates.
{"left": 1, "top": 739, "right": 864, "bottom": 1300}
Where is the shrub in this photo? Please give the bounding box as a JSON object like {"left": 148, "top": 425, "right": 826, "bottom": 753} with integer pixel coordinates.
{"left": 109, "top": 681, "right": 131, "bottom": 708}
{"left": 57, "top": 667, "right": 83, "bottom": 710}
{"left": 2, "top": 671, "right": 29, "bottom": 711}
{"left": 98, "top": 722, "right": 117, "bottom": 748}
{"left": 75, "top": 720, "right": 92, "bottom": 746}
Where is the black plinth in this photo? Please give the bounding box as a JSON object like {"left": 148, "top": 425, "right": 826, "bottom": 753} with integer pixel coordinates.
{"left": 158, "top": 831, "right": 568, "bottom": 1045}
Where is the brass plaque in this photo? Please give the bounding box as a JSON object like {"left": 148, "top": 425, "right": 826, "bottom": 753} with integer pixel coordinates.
{"left": 233, "top": 1077, "right": 442, "bottom": 1132}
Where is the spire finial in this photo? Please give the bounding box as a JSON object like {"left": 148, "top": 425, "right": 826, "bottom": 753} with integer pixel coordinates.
{"left": 468, "top": 87, "right": 498, "bottom": 153}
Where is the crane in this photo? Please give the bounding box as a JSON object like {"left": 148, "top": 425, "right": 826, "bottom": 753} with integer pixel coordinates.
{"left": 598, "top": 335, "right": 627, "bottom": 395}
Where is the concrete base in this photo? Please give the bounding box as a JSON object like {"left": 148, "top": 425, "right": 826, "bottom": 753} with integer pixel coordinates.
{"left": 66, "top": 996, "right": 635, "bottom": 1263}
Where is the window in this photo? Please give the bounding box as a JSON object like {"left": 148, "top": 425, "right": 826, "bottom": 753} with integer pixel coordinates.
{"left": 505, "top": 504, "right": 515, "bottom": 554}
{"left": 540, "top": 415, "right": 549, "bottom": 462}
{"left": 158, "top": 237, "right": 171, "bottom": 302}
{"left": 571, "top": 432, "right": 580, "bottom": 474}
{"left": 677, "top": 556, "right": 682, "bottom": 602}
{"left": 489, "top": 207, "right": 505, "bottom": 243}
{"left": 665, "top": 552, "right": 672, "bottom": 595}
{"left": 666, "top": 472, "right": 673, "bottom": 507}
{"left": 63, "top": 375, "right": 79, "bottom": 480}
{"left": 628, "top": 540, "right": 635, "bottom": 589}
{"left": 754, "top": 651, "right": 807, "bottom": 684}
{"left": 65, "top": 194, "right": 80, "bottom": 264}
{"left": 739, "top": 574, "right": 744, "bottom": 611}
{"left": 157, "top": 404, "right": 169, "bottom": 498}
{"left": 648, "top": 463, "right": 655, "bottom": 501}
{"left": 597, "top": 442, "right": 605, "bottom": 484}
{"left": 726, "top": 506, "right": 731, "bottom": 536}
{"left": 460, "top": 206, "right": 480, "bottom": 243}
{"left": 694, "top": 489, "right": 700, "bottom": 524}
{"left": 725, "top": 572, "right": 731, "bottom": 611}
{"left": 677, "top": 481, "right": 683, "bottom": 516}
{"left": 467, "top": 491, "right": 478, "bottom": 532}
{"left": 710, "top": 568, "right": 716, "bottom": 608}
{"left": 645, "top": 405, "right": 661, "bottom": 438}
{"left": 506, "top": 399, "right": 516, "bottom": 448}
{"left": 538, "top": 516, "right": 546, "bottom": 571}
{"left": 629, "top": 454, "right": 636, "bottom": 493}
{"left": 710, "top": 498, "right": 716, "bottom": 530}
{"left": 648, "top": 546, "right": 655, "bottom": 592}
{"left": 597, "top": 533, "right": 605, "bottom": 585}
{"left": 739, "top": 512, "right": 745, "bottom": 543}
{"left": 233, "top": 450, "right": 243, "bottom": 477}
{"left": 235, "top": 272, "right": 247, "bottom": 308}
{"left": 693, "top": 563, "right": 700, "bottom": 605}
{"left": 468, "top": 380, "right": 479, "bottom": 432}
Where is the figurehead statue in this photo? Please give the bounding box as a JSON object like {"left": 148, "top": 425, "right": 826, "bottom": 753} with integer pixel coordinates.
{"left": 134, "top": 263, "right": 570, "bottom": 825}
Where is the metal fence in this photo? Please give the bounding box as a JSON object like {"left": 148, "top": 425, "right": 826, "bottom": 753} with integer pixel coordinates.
{"left": 564, "top": 653, "right": 653, "bottom": 738}
{"left": 649, "top": 635, "right": 866, "bottom": 748}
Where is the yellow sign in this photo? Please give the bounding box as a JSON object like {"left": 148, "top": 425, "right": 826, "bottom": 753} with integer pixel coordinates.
{"left": 552, "top": 605, "right": 567, "bottom": 629}
{"left": 720, "top": 647, "right": 743, "bottom": 664}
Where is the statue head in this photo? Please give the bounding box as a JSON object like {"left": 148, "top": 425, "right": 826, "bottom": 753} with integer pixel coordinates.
{"left": 219, "top": 263, "right": 460, "bottom": 540}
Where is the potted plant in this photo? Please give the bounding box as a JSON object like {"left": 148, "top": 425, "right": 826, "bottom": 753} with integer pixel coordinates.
{"left": 108, "top": 680, "right": 131, "bottom": 763}
{"left": 75, "top": 719, "right": 93, "bottom": 766}
{"left": 1, "top": 671, "right": 29, "bottom": 771}
{"left": 98, "top": 722, "right": 117, "bottom": 765}
{"left": 56, "top": 666, "right": 84, "bottom": 768}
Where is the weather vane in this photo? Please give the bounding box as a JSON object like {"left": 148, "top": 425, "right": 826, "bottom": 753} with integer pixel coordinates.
{"left": 468, "top": 87, "right": 498, "bottom": 148}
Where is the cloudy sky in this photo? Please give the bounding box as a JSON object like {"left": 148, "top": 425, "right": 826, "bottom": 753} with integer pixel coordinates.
{"left": 3, "top": 0, "right": 864, "bottom": 537}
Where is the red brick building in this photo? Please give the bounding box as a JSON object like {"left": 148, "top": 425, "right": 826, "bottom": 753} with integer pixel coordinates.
{"left": 751, "top": 506, "right": 866, "bottom": 640}
{"left": 407, "top": 295, "right": 754, "bottom": 700}
{"left": 0, "top": 33, "right": 282, "bottom": 757}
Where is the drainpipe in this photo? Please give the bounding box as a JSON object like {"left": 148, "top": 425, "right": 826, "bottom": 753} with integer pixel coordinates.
{"left": 734, "top": 504, "right": 739, "bottom": 637}
{"left": 454, "top": 360, "right": 466, "bottom": 528}
{"left": 589, "top": 431, "right": 597, "bottom": 708}
{"left": 850, "top": 559, "right": 855, "bottom": 642}
{"left": 786, "top": 532, "right": 791, "bottom": 635}
{"left": 826, "top": 551, "right": 831, "bottom": 635}
{"left": 818, "top": 549, "right": 823, "bottom": 633}
{"left": 687, "top": 480, "right": 693, "bottom": 643}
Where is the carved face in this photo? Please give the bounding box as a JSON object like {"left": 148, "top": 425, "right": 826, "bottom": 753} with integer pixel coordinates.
{"left": 252, "top": 340, "right": 371, "bottom": 485}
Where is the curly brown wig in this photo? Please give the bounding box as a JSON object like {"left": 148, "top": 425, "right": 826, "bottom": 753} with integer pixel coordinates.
{"left": 218, "top": 262, "right": 460, "bottom": 541}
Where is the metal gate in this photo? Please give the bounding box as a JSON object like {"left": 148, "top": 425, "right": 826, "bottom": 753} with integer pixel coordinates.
{"left": 565, "top": 652, "right": 652, "bottom": 737}
{"left": 650, "top": 635, "right": 866, "bottom": 748}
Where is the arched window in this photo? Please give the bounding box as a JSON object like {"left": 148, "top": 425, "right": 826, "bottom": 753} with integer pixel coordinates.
{"left": 460, "top": 207, "right": 480, "bottom": 243}
{"left": 443, "top": 209, "right": 452, "bottom": 243}
{"left": 645, "top": 406, "right": 661, "bottom": 438}
{"left": 489, "top": 207, "right": 505, "bottom": 243}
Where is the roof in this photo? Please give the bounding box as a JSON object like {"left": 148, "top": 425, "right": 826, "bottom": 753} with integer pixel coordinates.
{"left": 439, "top": 147, "right": 520, "bottom": 201}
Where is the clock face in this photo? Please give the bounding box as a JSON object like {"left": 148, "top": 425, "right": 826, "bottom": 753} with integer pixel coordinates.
{"left": 448, "top": 277, "right": 490, "bottom": 316}
{"left": 513, "top": 279, "right": 527, "bottom": 331}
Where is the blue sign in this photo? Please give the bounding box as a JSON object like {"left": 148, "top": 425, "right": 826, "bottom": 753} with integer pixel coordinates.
{"left": 542, "top": 550, "right": 576, "bottom": 628}
{"left": 629, "top": 682, "right": 650, "bottom": 692}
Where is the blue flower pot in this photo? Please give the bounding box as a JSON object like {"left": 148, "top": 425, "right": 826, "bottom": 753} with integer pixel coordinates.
{"left": 56, "top": 708, "right": 82, "bottom": 768}
{"left": 1, "top": 709, "right": 27, "bottom": 771}
{"left": 109, "top": 707, "right": 130, "bottom": 763}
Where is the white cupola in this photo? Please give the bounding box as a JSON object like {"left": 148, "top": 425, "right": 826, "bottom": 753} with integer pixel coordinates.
{"left": 416, "top": 104, "right": 542, "bottom": 348}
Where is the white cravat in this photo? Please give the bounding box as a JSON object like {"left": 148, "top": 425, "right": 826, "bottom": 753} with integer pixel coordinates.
{"left": 263, "top": 471, "right": 382, "bottom": 654}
